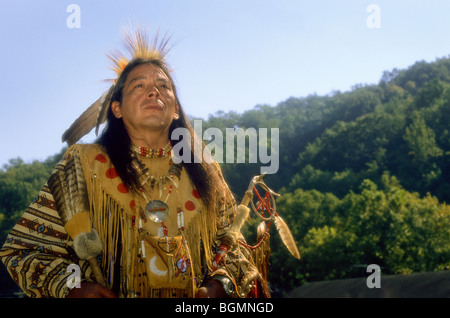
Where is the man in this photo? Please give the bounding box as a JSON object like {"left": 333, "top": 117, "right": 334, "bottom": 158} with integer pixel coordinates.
{"left": 0, "top": 27, "right": 270, "bottom": 298}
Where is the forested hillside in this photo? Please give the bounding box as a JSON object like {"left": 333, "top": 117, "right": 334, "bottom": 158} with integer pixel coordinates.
{"left": 201, "top": 56, "right": 450, "bottom": 294}
{"left": 1, "top": 56, "right": 449, "bottom": 296}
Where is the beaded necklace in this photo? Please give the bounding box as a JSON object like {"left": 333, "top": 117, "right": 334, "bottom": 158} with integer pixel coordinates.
{"left": 130, "top": 142, "right": 172, "bottom": 158}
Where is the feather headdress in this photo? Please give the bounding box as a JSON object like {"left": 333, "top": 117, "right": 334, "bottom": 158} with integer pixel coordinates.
{"left": 61, "top": 25, "right": 171, "bottom": 146}
{"left": 106, "top": 26, "right": 171, "bottom": 79}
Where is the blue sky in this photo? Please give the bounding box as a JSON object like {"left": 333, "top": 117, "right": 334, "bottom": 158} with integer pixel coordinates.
{"left": 1, "top": 0, "right": 450, "bottom": 167}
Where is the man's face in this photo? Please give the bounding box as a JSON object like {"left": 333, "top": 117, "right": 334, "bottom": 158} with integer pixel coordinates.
{"left": 111, "top": 63, "right": 179, "bottom": 138}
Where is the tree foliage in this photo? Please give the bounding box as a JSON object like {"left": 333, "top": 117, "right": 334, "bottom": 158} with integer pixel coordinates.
{"left": 262, "top": 174, "right": 450, "bottom": 292}
{"left": 0, "top": 150, "right": 65, "bottom": 243}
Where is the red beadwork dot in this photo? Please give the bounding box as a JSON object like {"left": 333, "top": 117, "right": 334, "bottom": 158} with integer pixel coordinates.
{"left": 130, "top": 200, "right": 136, "bottom": 210}
{"left": 106, "top": 167, "right": 118, "bottom": 178}
{"left": 185, "top": 200, "right": 195, "bottom": 211}
{"left": 95, "top": 154, "right": 107, "bottom": 163}
{"left": 118, "top": 183, "right": 129, "bottom": 193}
{"left": 192, "top": 189, "right": 201, "bottom": 199}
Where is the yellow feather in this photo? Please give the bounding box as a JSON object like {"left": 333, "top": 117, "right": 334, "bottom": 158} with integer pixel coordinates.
{"left": 230, "top": 205, "right": 250, "bottom": 234}
{"left": 274, "top": 215, "right": 301, "bottom": 260}
{"left": 106, "top": 25, "right": 171, "bottom": 79}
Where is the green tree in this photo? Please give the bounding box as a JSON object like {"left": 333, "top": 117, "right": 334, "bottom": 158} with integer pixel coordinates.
{"left": 402, "top": 113, "right": 443, "bottom": 190}
{"left": 0, "top": 149, "right": 65, "bottom": 243}
{"left": 266, "top": 174, "right": 450, "bottom": 294}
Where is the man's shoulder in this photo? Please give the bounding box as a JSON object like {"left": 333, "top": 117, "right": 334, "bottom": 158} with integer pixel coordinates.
{"left": 69, "top": 143, "right": 109, "bottom": 160}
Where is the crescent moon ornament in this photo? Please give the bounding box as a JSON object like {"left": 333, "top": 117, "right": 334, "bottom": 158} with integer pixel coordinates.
{"left": 149, "top": 256, "right": 167, "bottom": 276}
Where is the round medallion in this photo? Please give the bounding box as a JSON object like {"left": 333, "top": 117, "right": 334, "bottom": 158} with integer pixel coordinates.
{"left": 145, "top": 200, "right": 169, "bottom": 222}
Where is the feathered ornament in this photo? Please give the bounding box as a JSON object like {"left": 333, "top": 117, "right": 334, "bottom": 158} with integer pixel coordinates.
{"left": 211, "top": 174, "right": 301, "bottom": 273}
{"left": 61, "top": 25, "right": 171, "bottom": 146}
{"left": 274, "top": 215, "right": 300, "bottom": 259}
{"left": 61, "top": 86, "right": 114, "bottom": 146}
{"left": 106, "top": 26, "right": 171, "bottom": 79}
{"left": 246, "top": 175, "right": 301, "bottom": 260}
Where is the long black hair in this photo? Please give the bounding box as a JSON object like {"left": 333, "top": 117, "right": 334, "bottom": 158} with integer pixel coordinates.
{"left": 97, "top": 58, "right": 230, "bottom": 212}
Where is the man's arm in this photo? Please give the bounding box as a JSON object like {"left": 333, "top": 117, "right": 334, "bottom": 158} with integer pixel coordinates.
{"left": 0, "top": 184, "right": 87, "bottom": 298}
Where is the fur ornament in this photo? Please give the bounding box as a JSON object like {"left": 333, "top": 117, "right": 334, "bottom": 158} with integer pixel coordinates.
{"left": 72, "top": 229, "right": 103, "bottom": 260}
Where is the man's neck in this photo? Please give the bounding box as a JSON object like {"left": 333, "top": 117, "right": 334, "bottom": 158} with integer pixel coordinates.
{"left": 128, "top": 130, "right": 170, "bottom": 149}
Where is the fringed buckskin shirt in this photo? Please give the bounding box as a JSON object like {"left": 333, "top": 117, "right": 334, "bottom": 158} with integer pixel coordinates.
{"left": 0, "top": 144, "right": 269, "bottom": 298}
